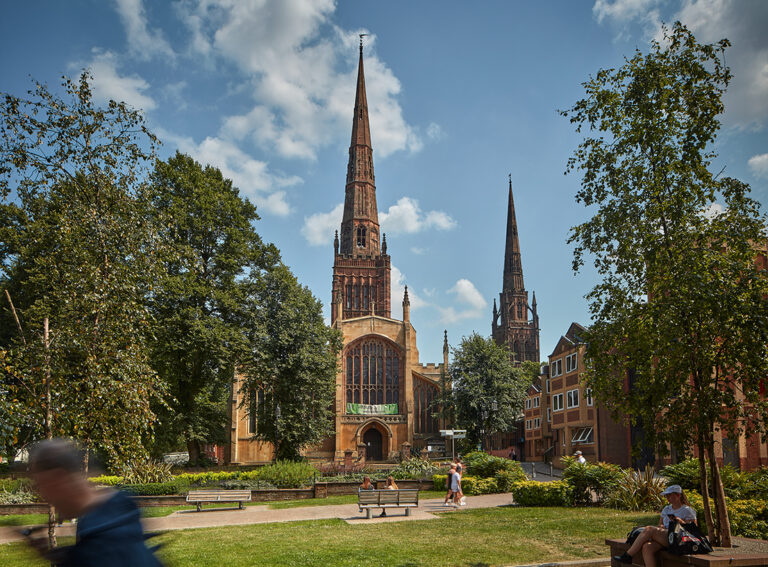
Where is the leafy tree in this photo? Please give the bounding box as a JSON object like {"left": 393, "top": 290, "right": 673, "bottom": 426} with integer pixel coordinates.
{"left": 241, "top": 264, "right": 342, "bottom": 461}
{"left": 0, "top": 73, "right": 165, "bottom": 471}
{"left": 147, "top": 152, "right": 280, "bottom": 464}
{"left": 562, "top": 23, "right": 768, "bottom": 546}
{"left": 450, "top": 333, "right": 535, "bottom": 448}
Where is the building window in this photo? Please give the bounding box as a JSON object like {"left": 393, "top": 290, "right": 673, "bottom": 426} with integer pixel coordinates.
{"left": 567, "top": 389, "right": 580, "bottom": 409}
{"left": 356, "top": 226, "right": 367, "bottom": 247}
{"left": 553, "top": 393, "right": 564, "bottom": 412}
{"left": 565, "top": 353, "right": 578, "bottom": 373}
{"left": 534, "top": 418, "right": 541, "bottom": 429}
{"left": 546, "top": 379, "right": 550, "bottom": 393}
{"left": 525, "top": 398, "right": 531, "bottom": 410}
{"left": 345, "top": 339, "right": 401, "bottom": 410}
{"left": 551, "top": 359, "right": 563, "bottom": 377}
{"left": 248, "top": 389, "right": 266, "bottom": 434}
{"left": 346, "top": 285, "right": 352, "bottom": 309}
{"left": 547, "top": 408, "right": 551, "bottom": 422}
{"left": 585, "top": 388, "right": 593, "bottom": 406}
{"left": 533, "top": 396, "right": 540, "bottom": 408}
{"left": 572, "top": 427, "right": 594, "bottom": 444}
{"left": 525, "top": 420, "right": 532, "bottom": 430}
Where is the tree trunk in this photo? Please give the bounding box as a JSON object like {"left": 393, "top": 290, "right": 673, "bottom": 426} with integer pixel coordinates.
{"left": 186, "top": 439, "right": 201, "bottom": 466}
{"left": 708, "top": 438, "right": 732, "bottom": 547}
{"left": 697, "top": 436, "right": 715, "bottom": 543}
{"left": 43, "top": 318, "right": 57, "bottom": 552}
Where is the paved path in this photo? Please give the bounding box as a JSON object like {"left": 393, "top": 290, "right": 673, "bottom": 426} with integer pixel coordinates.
{"left": 0, "top": 493, "right": 516, "bottom": 545}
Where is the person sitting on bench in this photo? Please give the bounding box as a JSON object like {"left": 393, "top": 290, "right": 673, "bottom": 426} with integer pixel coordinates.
{"left": 614, "top": 485, "right": 697, "bottom": 567}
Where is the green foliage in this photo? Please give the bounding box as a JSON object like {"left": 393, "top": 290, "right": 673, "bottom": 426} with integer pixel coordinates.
{"left": 0, "top": 488, "right": 37, "bottom": 504}
{"left": 687, "top": 491, "right": 768, "bottom": 540}
{"left": 433, "top": 474, "right": 449, "bottom": 492}
{"left": 0, "top": 477, "right": 34, "bottom": 493}
{"left": 173, "top": 471, "right": 241, "bottom": 486}
{"left": 253, "top": 460, "right": 316, "bottom": 489}
{"left": 120, "top": 460, "right": 174, "bottom": 484}
{"left": 450, "top": 334, "right": 535, "bottom": 446}
{"left": 120, "top": 482, "right": 180, "bottom": 496}
{"left": 604, "top": 466, "right": 666, "bottom": 512}
{"left": 88, "top": 475, "right": 123, "bottom": 486}
{"left": 464, "top": 451, "right": 526, "bottom": 481}
{"left": 562, "top": 456, "right": 623, "bottom": 505}
{"left": 0, "top": 72, "right": 165, "bottom": 469}
{"left": 660, "top": 458, "right": 764, "bottom": 500}
{"left": 148, "top": 152, "right": 280, "bottom": 464}
{"left": 388, "top": 457, "right": 442, "bottom": 480}
{"left": 742, "top": 467, "right": 768, "bottom": 500}
{"left": 495, "top": 469, "right": 524, "bottom": 493}
{"left": 511, "top": 480, "right": 573, "bottom": 507}
{"left": 240, "top": 265, "right": 342, "bottom": 461}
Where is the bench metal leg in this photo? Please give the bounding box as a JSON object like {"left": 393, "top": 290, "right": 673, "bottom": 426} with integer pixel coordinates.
{"left": 196, "top": 503, "right": 202, "bottom": 512}
{"left": 406, "top": 508, "right": 411, "bottom": 516}
{"left": 366, "top": 508, "right": 371, "bottom": 519}
{"left": 239, "top": 502, "right": 244, "bottom": 510}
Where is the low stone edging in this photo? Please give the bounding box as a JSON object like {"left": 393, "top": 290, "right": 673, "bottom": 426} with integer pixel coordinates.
{"left": 0, "top": 479, "right": 434, "bottom": 514}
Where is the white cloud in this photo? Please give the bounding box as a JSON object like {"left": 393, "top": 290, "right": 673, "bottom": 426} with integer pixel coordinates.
{"left": 391, "top": 265, "right": 428, "bottom": 316}
{"left": 748, "top": 153, "right": 768, "bottom": 178}
{"left": 593, "top": 0, "right": 661, "bottom": 24}
{"left": 426, "top": 122, "right": 444, "bottom": 141}
{"left": 702, "top": 203, "right": 725, "bottom": 219}
{"left": 411, "top": 247, "right": 427, "bottom": 255}
{"left": 380, "top": 197, "right": 457, "bottom": 234}
{"left": 176, "top": 0, "right": 424, "bottom": 159}
{"left": 160, "top": 129, "right": 301, "bottom": 216}
{"left": 114, "top": 0, "right": 175, "bottom": 60}
{"left": 302, "top": 203, "right": 344, "bottom": 245}
{"left": 439, "top": 279, "right": 487, "bottom": 324}
{"left": 83, "top": 49, "right": 157, "bottom": 111}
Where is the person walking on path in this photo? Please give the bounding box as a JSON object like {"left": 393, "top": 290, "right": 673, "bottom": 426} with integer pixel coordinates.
{"left": 574, "top": 450, "right": 586, "bottom": 464}
{"left": 450, "top": 466, "right": 463, "bottom": 507}
{"left": 444, "top": 464, "right": 456, "bottom": 506}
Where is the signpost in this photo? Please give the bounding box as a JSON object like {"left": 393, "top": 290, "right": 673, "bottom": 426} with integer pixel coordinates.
{"left": 440, "top": 430, "right": 467, "bottom": 460}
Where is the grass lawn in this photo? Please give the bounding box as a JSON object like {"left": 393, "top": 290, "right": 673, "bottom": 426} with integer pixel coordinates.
{"left": 3, "top": 506, "right": 656, "bottom": 567}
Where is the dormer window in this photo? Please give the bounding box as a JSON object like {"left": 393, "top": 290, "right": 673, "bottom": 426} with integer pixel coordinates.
{"left": 356, "top": 227, "right": 366, "bottom": 247}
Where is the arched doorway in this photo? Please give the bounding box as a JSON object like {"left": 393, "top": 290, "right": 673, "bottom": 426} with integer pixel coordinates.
{"left": 363, "top": 428, "right": 383, "bottom": 461}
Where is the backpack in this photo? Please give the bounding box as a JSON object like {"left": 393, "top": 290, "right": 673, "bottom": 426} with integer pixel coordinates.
{"left": 667, "top": 520, "right": 713, "bottom": 555}
{"left": 626, "top": 527, "right": 645, "bottom": 545}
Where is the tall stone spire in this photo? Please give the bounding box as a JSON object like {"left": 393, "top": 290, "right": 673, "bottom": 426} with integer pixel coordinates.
{"left": 339, "top": 40, "right": 380, "bottom": 257}
{"left": 331, "top": 38, "right": 391, "bottom": 323}
{"left": 503, "top": 175, "right": 525, "bottom": 293}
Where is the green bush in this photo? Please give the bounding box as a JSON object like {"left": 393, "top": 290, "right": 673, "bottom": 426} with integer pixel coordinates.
{"left": 255, "top": 460, "right": 316, "bottom": 488}
{"left": 433, "top": 474, "right": 449, "bottom": 492}
{"left": 687, "top": 491, "right": 768, "bottom": 540}
{"left": 458, "top": 475, "right": 478, "bottom": 495}
{"left": 0, "top": 488, "right": 37, "bottom": 504}
{"left": 0, "top": 477, "right": 34, "bottom": 493}
{"left": 463, "top": 451, "right": 523, "bottom": 479}
{"left": 660, "top": 459, "right": 750, "bottom": 499}
{"left": 89, "top": 475, "right": 123, "bottom": 486}
{"left": 562, "top": 457, "right": 623, "bottom": 505}
{"left": 605, "top": 466, "right": 666, "bottom": 511}
{"left": 174, "top": 471, "right": 241, "bottom": 486}
{"left": 389, "top": 457, "right": 442, "bottom": 480}
{"left": 495, "top": 469, "right": 524, "bottom": 492}
{"left": 741, "top": 467, "right": 768, "bottom": 500}
{"left": 511, "top": 480, "right": 572, "bottom": 506}
{"left": 120, "top": 481, "right": 180, "bottom": 496}
{"left": 120, "top": 460, "right": 174, "bottom": 484}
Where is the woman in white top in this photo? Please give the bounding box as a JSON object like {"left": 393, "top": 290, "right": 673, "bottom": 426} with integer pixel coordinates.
{"left": 614, "top": 485, "right": 698, "bottom": 567}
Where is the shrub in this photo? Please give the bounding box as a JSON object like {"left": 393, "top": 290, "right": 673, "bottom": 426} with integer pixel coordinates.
{"left": 740, "top": 467, "right": 768, "bottom": 500}
{"left": 120, "top": 481, "right": 180, "bottom": 496}
{"left": 0, "top": 477, "right": 34, "bottom": 493}
{"left": 433, "top": 474, "right": 449, "bottom": 492}
{"left": 0, "top": 488, "right": 37, "bottom": 504}
{"left": 605, "top": 466, "right": 666, "bottom": 511}
{"left": 495, "top": 469, "right": 525, "bottom": 492}
{"left": 389, "top": 457, "right": 441, "bottom": 480}
{"left": 562, "top": 457, "right": 623, "bottom": 505}
{"left": 255, "top": 460, "right": 316, "bottom": 488}
{"left": 463, "top": 451, "right": 523, "bottom": 479}
{"left": 120, "top": 460, "right": 174, "bottom": 484}
{"left": 660, "top": 458, "right": 749, "bottom": 499}
{"left": 472, "top": 477, "right": 499, "bottom": 495}
{"left": 458, "top": 475, "right": 478, "bottom": 495}
{"left": 511, "top": 480, "right": 572, "bottom": 506}
{"left": 174, "top": 471, "right": 240, "bottom": 486}
{"left": 89, "top": 475, "right": 123, "bottom": 486}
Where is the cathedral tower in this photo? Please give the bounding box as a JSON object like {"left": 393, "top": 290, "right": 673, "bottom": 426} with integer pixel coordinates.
{"left": 331, "top": 40, "right": 391, "bottom": 323}
{"left": 492, "top": 177, "right": 540, "bottom": 364}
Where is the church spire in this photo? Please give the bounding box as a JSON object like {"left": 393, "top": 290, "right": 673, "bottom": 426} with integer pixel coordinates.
{"left": 339, "top": 38, "right": 379, "bottom": 257}
{"left": 502, "top": 175, "right": 525, "bottom": 293}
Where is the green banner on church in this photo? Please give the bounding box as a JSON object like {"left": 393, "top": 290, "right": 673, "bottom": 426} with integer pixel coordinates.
{"left": 346, "top": 403, "right": 398, "bottom": 415}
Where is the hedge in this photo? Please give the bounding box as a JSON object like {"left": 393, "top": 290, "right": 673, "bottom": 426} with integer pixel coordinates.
{"left": 511, "top": 481, "right": 573, "bottom": 507}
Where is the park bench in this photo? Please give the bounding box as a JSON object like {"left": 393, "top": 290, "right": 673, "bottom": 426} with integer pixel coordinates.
{"left": 186, "top": 489, "right": 252, "bottom": 512}
{"left": 607, "top": 539, "right": 768, "bottom": 567}
{"left": 358, "top": 489, "right": 419, "bottom": 519}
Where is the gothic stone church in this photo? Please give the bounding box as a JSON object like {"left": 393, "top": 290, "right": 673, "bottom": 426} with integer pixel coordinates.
{"left": 226, "top": 44, "right": 447, "bottom": 464}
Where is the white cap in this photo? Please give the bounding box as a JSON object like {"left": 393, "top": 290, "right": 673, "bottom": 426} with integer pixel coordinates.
{"left": 574, "top": 451, "right": 582, "bottom": 456}
{"left": 662, "top": 485, "right": 682, "bottom": 495}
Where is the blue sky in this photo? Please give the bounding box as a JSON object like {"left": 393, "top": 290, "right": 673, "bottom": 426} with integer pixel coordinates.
{"left": 2, "top": 1, "right": 767, "bottom": 364}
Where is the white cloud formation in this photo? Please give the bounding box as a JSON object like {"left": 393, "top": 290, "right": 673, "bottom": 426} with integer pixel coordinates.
{"left": 82, "top": 49, "right": 157, "bottom": 111}
{"left": 702, "top": 202, "right": 725, "bottom": 219}
{"left": 426, "top": 122, "right": 444, "bottom": 141}
{"left": 159, "top": 128, "right": 301, "bottom": 216}
{"left": 594, "top": 0, "right": 768, "bottom": 130}
{"left": 379, "top": 197, "right": 457, "bottom": 235}
{"left": 748, "top": 153, "right": 768, "bottom": 178}
{"left": 302, "top": 203, "right": 344, "bottom": 245}
{"left": 176, "top": 0, "right": 423, "bottom": 159}
{"left": 438, "top": 279, "right": 488, "bottom": 324}
{"left": 411, "top": 247, "right": 427, "bottom": 255}
{"left": 391, "top": 266, "right": 428, "bottom": 319}
{"left": 114, "top": 0, "right": 175, "bottom": 60}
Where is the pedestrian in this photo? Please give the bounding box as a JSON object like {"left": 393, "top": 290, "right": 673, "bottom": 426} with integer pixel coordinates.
{"left": 444, "top": 464, "right": 456, "bottom": 506}
{"left": 24, "top": 439, "right": 164, "bottom": 566}
{"left": 574, "top": 450, "right": 586, "bottom": 464}
{"left": 450, "top": 465, "right": 463, "bottom": 507}
{"left": 379, "top": 476, "right": 398, "bottom": 517}
{"left": 509, "top": 448, "right": 518, "bottom": 461}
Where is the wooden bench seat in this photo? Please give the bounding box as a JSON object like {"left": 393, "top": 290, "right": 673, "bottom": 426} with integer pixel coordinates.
{"left": 185, "top": 490, "right": 252, "bottom": 512}
{"left": 358, "top": 489, "right": 419, "bottom": 519}
{"left": 607, "top": 539, "right": 768, "bottom": 567}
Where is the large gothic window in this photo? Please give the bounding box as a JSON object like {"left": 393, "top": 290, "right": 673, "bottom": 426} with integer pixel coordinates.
{"left": 345, "top": 339, "right": 401, "bottom": 412}
{"left": 356, "top": 227, "right": 366, "bottom": 247}
{"left": 414, "top": 380, "right": 439, "bottom": 434}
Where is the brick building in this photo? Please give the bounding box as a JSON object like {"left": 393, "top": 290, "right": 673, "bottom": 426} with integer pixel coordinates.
{"left": 226, "top": 42, "right": 448, "bottom": 464}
